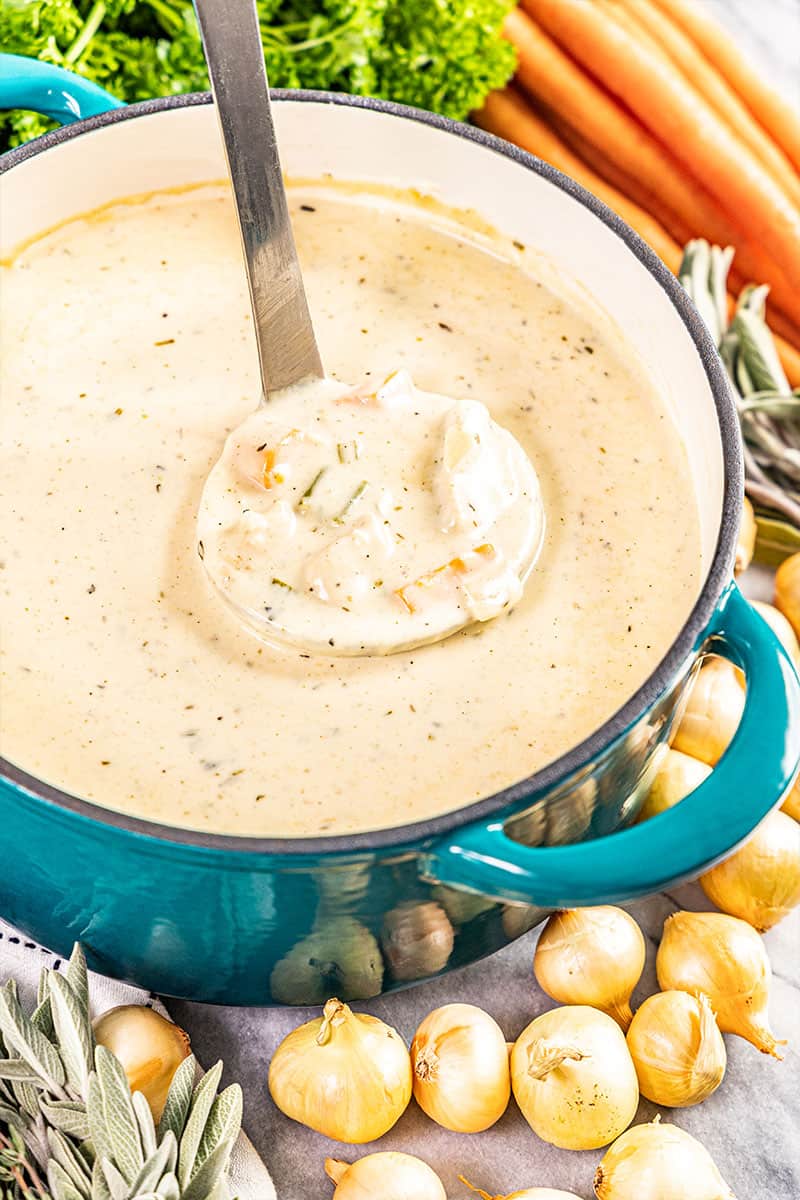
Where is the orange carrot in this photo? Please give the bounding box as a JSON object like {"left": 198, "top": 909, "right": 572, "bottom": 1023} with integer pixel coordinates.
{"left": 777, "top": 333, "right": 800, "bottom": 388}
{"left": 774, "top": 335, "right": 800, "bottom": 389}
{"left": 520, "top": 0, "right": 800, "bottom": 285}
{"left": 474, "top": 88, "right": 683, "bottom": 270}
{"left": 650, "top": 0, "right": 800, "bottom": 172}
{"left": 503, "top": 7, "right": 703, "bottom": 234}
{"left": 395, "top": 544, "right": 496, "bottom": 613}
{"left": 544, "top": 106, "right": 695, "bottom": 248}
{"left": 504, "top": 5, "right": 800, "bottom": 329}
{"left": 474, "top": 91, "right": 800, "bottom": 384}
{"left": 762, "top": 306, "right": 800, "bottom": 366}
{"left": 613, "top": 0, "right": 800, "bottom": 206}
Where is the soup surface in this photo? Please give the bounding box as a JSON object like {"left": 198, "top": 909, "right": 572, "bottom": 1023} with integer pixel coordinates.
{"left": 0, "top": 184, "right": 701, "bottom": 836}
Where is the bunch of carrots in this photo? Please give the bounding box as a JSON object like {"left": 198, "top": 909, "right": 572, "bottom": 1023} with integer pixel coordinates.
{"left": 475, "top": 0, "right": 800, "bottom": 386}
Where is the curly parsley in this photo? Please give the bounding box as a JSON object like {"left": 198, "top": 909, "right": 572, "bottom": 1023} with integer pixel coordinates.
{"left": 0, "top": 0, "right": 516, "bottom": 149}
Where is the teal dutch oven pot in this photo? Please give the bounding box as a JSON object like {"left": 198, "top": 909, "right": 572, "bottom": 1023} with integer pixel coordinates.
{"left": 1, "top": 56, "right": 799, "bottom": 1004}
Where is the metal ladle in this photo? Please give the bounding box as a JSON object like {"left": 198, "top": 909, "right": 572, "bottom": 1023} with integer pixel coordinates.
{"left": 192, "top": 0, "right": 545, "bottom": 658}
{"left": 193, "top": 0, "right": 324, "bottom": 398}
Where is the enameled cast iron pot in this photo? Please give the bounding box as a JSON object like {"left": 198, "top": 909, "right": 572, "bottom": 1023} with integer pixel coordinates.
{"left": 1, "top": 56, "right": 799, "bottom": 1005}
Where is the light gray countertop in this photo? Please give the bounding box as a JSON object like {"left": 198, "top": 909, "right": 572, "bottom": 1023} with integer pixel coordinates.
{"left": 172, "top": 885, "right": 799, "bottom": 1200}
{"left": 172, "top": 5, "right": 800, "bottom": 1198}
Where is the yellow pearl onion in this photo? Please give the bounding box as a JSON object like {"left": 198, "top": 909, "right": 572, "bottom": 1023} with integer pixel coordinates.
{"left": 775, "top": 551, "right": 800, "bottom": 639}
{"left": 593, "top": 1118, "right": 735, "bottom": 1200}
{"left": 92, "top": 1005, "right": 191, "bottom": 1122}
{"left": 656, "top": 911, "right": 786, "bottom": 1058}
{"left": 460, "top": 1181, "right": 584, "bottom": 1200}
{"left": 325, "top": 1153, "right": 445, "bottom": 1199}
{"left": 511, "top": 1006, "right": 639, "bottom": 1150}
{"left": 533, "top": 907, "right": 645, "bottom": 1030}
{"left": 700, "top": 807, "right": 800, "bottom": 931}
{"left": 268, "top": 999, "right": 411, "bottom": 1142}
{"left": 638, "top": 749, "right": 711, "bottom": 821}
{"left": 626, "top": 991, "right": 725, "bottom": 1108}
{"left": 734, "top": 497, "right": 756, "bottom": 575}
{"left": 672, "top": 656, "right": 745, "bottom": 767}
{"left": 752, "top": 601, "right": 800, "bottom": 665}
{"left": 411, "top": 1003, "right": 510, "bottom": 1132}
{"left": 782, "top": 775, "right": 800, "bottom": 822}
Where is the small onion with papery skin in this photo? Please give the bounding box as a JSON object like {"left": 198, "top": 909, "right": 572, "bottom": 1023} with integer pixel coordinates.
{"left": 700, "top": 807, "right": 800, "bottom": 930}
{"left": 93, "top": 1005, "right": 191, "bottom": 1122}
{"left": 752, "top": 601, "right": 800, "bottom": 665}
{"left": 511, "top": 1005, "right": 639, "bottom": 1150}
{"left": 638, "top": 749, "right": 711, "bottom": 821}
{"left": 656, "top": 911, "right": 786, "bottom": 1057}
{"left": 775, "top": 551, "right": 800, "bottom": 638}
{"left": 533, "top": 907, "right": 645, "bottom": 1030}
{"left": 593, "top": 1117, "right": 736, "bottom": 1200}
{"left": 734, "top": 497, "right": 756, "bottom": 575}
{"left": 782, "top": 775, "right": 800, "bottom": 821}
{"left": 411, "top": 1003, "right": 510, "bottom": 1132}
{"left": 325, "top": 1153, "right": 445, "bottom": 1199}
{"left": 269, "top": 999, "right": 411, "bottom": 1142}
{"left": 460, "top": 1180, "right": 584, "bottom": 1200}
{"left": 626, "top": 991, "right": 725, "bottom": 1108}
{"left": 672, "top": 656, "right": 745, "bottom": 766}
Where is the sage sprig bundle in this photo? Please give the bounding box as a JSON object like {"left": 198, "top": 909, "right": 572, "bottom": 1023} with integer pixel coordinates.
{"left": 0, "top": 946, "right": 241, "bottom": 1200}
{"left": 679, "top": 240, "right": 800, "bottom": 563}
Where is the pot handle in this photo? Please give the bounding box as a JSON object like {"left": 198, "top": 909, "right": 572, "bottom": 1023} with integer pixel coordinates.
{"left": 0, "top": 54, "right": 123, "bottom": 125}
{"left": 424, "top": 584, "right": 800, "bottom": 907}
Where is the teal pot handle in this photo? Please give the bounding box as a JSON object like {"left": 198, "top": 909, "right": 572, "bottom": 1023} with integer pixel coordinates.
{"left": 426, "top": 584, "right": 800, "bottom": 906}
{"left": 0, "top": 54, "right": 123, "bottom": 125}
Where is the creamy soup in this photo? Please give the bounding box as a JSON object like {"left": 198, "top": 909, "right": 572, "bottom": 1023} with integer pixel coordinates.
{"left": 0, "top": 184, "right": 701, "bottom": 836}
{"left": 198, "top": 370, "right": 544, "bottom": 656}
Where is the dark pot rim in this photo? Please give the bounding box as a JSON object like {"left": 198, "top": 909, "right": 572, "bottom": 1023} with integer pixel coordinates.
{"left": 0, "top": 90, "right": 741, "bottom": 855}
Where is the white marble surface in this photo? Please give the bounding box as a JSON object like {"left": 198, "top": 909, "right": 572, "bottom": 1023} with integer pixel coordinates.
{"left": 173, "top": 4, "right": 799, "bottom": 1198}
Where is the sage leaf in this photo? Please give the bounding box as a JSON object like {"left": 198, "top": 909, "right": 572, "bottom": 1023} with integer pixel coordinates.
{"left": 177, "top": 1063, "right": 222, "bottom": 1189}
{"left": 133, "top": 1089, "right": 157, "bottom": 1159}
{"left": 180, "top": 1137, "right": 236, "bottom": 1200}
{"left": 92, "top": 1046, "right": 144, "bottom": 1183}
{"left": 12, "top": 1077, "right": 41, "bottom": 1118}
{"left": 92, "top": 1154, "right": 114, "bottom": 1200}
{"left": 37, "top": 964, "right": 49, "bottom": 1009}
{"left": 0, "top": 1058, "right": 43, "bottom": 1083}
{"left": 193, "top": 1085, "right": 242, "bottom": 1178}
{"left": 0, "top": 981, "right": 66, "bottom": 1095}
{"left": 155, "top": 1170, "right": 181, "bottom": 1200}
{"left": 19, "top": 1108, "right": 51, "bottom": 1169}
{"left": 158, "top": 1056, "right": 195, "bottom": 1148}
{"left": 46, "top": 1126, "right": 93, "bottom": 1192}
{"left": 49, "top": 972, "right": 93, "bottom": 1096}
{"left": 47, "top": 1159, "right": 87, "bottom": 1200}
{"left": 125, "top": 1131, "right": 177, "bottom": 1197}
{"left": 65, "top": 945, "right": 90, "bottom": 1018}
{"left": 87, "top": 1073, "right": 115, "bottom": 1170}
{"left": 32, "top": 969, "right": 55, "bottom": 1039}
{"left": 207, "top": 1179, "right": 234, "bottom": 1200}
{"left": 41, "top": 1100, "right": 91, "bottom": 1141}
{"left": 0, "top": 1100, "right": 25, "bottom": 1130}
{"left": 100, "top": 1156, "right": 130, "bottom": 1200}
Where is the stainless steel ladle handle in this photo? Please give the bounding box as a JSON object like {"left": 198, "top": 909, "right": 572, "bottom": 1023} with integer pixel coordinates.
{"left": 193, "top": 0, "right": 324, "bottom": 398}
